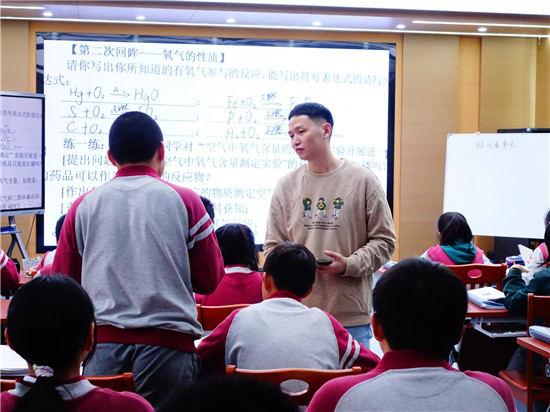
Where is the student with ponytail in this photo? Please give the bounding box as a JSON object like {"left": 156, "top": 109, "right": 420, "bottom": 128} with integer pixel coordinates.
{"left": 420, "top": 212, "right": 491, "bottom": 265}
{"left": 1, "top": 275, "right": 153, "bottom": 412}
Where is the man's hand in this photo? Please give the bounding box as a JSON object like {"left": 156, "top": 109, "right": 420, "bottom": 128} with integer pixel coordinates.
{"left": 317, "top": 250, "right": 347, "bottom": 275}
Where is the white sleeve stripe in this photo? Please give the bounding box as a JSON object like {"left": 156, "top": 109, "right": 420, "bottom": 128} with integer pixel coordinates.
{"left": 0, "top": 252, "right": 8, "bottom": 270}
{"left": 338, "top": 334, "right": 353, "bottom": 369}
{"left": 187, "top": 222, "right": 215, "bottom": 250}
{"left": 190, "top": 213, "right": 210, "bottom": 237}
{"left": 344, "top": 339, "right": 361, "bottom": 369}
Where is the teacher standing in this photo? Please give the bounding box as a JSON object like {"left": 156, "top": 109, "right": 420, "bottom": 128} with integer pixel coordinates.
{"left": 264, "top": 102, "right": 396, "bottom": 348}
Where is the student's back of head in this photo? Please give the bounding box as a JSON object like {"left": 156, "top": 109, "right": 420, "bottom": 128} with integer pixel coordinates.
{"left": 437, "top": 212, "right": 473, "bottom": 246}
{"left": 181, "top": 376, "right": 298, "bottom": 412}
{"left": 6, "top": 274, "right": 96, "bottom": 412}
{"left": 54, "top": 214, "right": 66, "bottom": 244}
{"left": 263, "top": 243, "right": 316, "bottom": 298}
{"left": 373, "top": 258, "right": 467, "bottom": 358}
{"left": 108, "top": 111, "right": 163, "bottom": 165}
{"left": 200, "top": 196, "right": 215, "bottom": 223}
{"left": 216, "top": 224, "right": 258, "bottom": 271}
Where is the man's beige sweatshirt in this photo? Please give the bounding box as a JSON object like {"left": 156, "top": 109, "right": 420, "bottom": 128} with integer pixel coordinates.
{"left": 264, "top": 160, "right": 396, "bottom": 326}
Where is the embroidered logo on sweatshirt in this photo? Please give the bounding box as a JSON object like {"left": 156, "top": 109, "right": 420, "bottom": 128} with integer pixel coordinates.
{"left": 315, "top": 197, "right": 327, "bottom": 218}
{"left": 332, "top": 197, "right": 344, "bottom": 220}
{"left": 302, "top": 196, "right": 312, "bottom": 219}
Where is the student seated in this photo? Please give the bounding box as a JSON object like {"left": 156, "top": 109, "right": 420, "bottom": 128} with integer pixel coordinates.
{"left": 36, "top": 214, "right": 66, "bottom": 276}
{"left": 504, "top": 225, "right": 550, "bottom": 313}
{"left": 503, "top": 225, "right": 550, "bottom": 412}
{"left": 1, "top": 248, "right": 20, "bottom": 296}
{"left": 195, "top": 224, "right": 263, "bottom": 306}
{"left": 523, "top": 209, "right": 550, "bottom": 283}
{"left": 307, "top": 258, "right": 515, "bottom": 412}
{"left": 1, "top": 274, "right": 153, "bottom": 412}
{"left": 420, "top": 212, "right": 491, "bottom": 265}
{"left": 197, "top": 243, "right": 380, "bottom": 376}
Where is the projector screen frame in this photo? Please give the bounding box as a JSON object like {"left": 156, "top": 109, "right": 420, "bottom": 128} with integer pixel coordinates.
{"left": 0, "top": 91, "right": 46, "bottom": 218}
{"left": 35, "top": 32, "right": 396, "bottom": 252}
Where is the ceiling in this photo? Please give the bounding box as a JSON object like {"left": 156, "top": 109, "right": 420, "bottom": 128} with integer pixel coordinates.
{"left": 1, "top": 1, "right": 549, "bottom": 38}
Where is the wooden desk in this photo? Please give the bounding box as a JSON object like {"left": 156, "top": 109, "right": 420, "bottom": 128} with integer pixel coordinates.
{"left": 460, "top": 303, "right": 526, "bottom": 375}
{"left": 467, "top": 302, "right": 511, "bottom": 319}
{"left": 18, "top": 276, "right": 31, "bottom": 287}
{"left": 1, "top": 300, "right": 10, "bottom": 324}
{"left": 518, "top": 337, "right": 550, "bottom": 358}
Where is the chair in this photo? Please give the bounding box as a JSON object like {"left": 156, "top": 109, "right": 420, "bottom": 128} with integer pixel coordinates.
{"left": 196, "top": 303, "right": 201, "bottom": 324}
{"left": 226, "top": 365, "right": 361, "bottom": 406}
{"left": 199, "top": 304, "right": 250, "bottom": 331}
{"left": 499, "top": 294, "right": 550, "bottom": 412}
{"left": 1, "top": 372, "right": 134, "bottom": 393}
{"left": 446, "top": 263, "right": 507, "bottom": 290}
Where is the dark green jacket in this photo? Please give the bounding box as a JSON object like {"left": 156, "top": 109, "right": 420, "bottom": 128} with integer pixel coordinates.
{"left": 503, "top": 267, "right": 550, "bottom": 315}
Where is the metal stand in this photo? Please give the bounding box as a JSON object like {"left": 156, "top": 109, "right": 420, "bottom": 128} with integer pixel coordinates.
{"left": 0, "top": 216, "right": 29, "bottom": 260}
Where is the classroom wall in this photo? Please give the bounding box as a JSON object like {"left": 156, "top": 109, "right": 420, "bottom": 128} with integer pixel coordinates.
{"left": 1, "top": 21, "right": 31, "bottom": 264}
{"left": 1, "top": 19, "right": 548, "bottom": 262}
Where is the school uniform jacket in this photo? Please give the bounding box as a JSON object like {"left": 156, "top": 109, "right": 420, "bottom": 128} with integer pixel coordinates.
{"left": 197, "top": 290, "right": 380, "bottom": 376}
{"left": 1, "top": 248, "right": 19, "bottom": 294}
{"left": 307, "top": 350, "right": 515, "bottom": 412}
{"left": 1, "top": 376, "right": 153, "bottom": 412}
{"left": 195, "top": 265, "right": 263, "bottom": 306}
{"left": 52, "top": 165, "right": 225, "bottom": 353}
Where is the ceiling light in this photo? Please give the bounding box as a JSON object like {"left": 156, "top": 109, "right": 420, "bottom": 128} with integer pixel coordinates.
{"left": 312, "top": 21, "right": 322, "bottom": 26}
{"left": 413, "top": 20, "right": 550, "bottom": 29}
{"left": 136, "top": 16, "right": 146, "bottom": 20}
{"left": 1, "top": 16, "right": 549, "bottom": 38}
{"left": 0, "top": 5, "right": 45, "bottom": 9}
{"left": 396, "top": 24, "right": 406, "bottom": 29}
{"left": 43, "top": 12, "right": 53, "bottom": 17}
{"left": 226, "top": 18, "right": 236, "bottom": 23}
{"left": 478, "top": 27, "right": 488, "bottom": 32}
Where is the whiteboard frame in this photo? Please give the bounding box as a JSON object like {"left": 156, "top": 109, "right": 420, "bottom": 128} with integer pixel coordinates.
{"left": 0, "top": 91, "right": 46, "bottom": 217}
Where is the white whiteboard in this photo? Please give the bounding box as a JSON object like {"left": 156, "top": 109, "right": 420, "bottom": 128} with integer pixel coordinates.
{"left": 40, "top": 36, "right": 393, "bottom": 247}
{"left": 444, "top": 133, "right": 550, "bottom": 239}
{"left": 0, "top": 92, "right": 45, "bottom": 216}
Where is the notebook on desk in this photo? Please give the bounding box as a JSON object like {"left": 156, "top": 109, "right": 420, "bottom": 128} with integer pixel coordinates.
{"left": 468, "top": 287, "right": 506, "bottom": 309}
{"left": 1, "top": 345, "right": 28, "bottom": 377}
{"left": 529, "top": 326, "right": 550, "bottom": 345}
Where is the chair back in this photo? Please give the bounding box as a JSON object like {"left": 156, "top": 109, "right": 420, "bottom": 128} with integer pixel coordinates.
{"left": 200, "top": 304, "right": 250, "bottom": 331}
{"left": 1, "top": 373, "right": 134, "bottom": 393}
{"left": 446, "top": 263, "right": 507, "bottom": 290}
{"left": 226, "top": 365, "right": 361, "bottom": 406}
{"left": 88, "top": 372, "right": 134, "bottom": 392}
{"left": 527, "top": 293, "right": 550, "bottom": 329}
{"left": 1, "top": 379, "right": 15, "bottom": 391}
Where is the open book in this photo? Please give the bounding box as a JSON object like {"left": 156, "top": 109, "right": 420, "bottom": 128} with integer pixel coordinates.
{"left": 467, "top": 287, "right": 506, "bottom": 309}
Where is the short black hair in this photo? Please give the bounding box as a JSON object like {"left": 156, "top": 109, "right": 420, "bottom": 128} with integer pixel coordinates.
{"left": 181, "top": 376, "right": 298, "bottom": 412}
{"left": 109, "top": 111, "right": 163, "bottom": 165}
{"left": 437, "top": 212, "right": 473, "bottom": 245}
{"left": 544, "top": 209, "right": 550, "bottom": 227}
{"left": 55, "top": 214, "right": 66, "bottom": 243}
{"left": 263, "top": 243, "right": 316, "bottom": 297}
{"left": 215, "top": 224, "right": 259, "bottom": 271}
{"left": 288, "top": 102, "right": 334, "bottom": 129}
{"left": 373, "top": 258, "right": 467, "bottom": 358}
{"left": 200, "top": 196, "right": 215, "bottom": 222}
